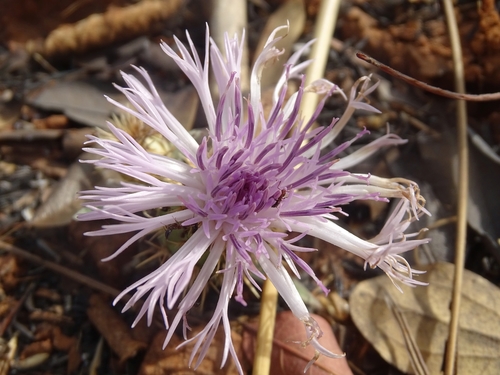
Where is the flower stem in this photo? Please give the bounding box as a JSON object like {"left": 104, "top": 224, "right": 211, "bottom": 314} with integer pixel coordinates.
{"left": 252, "top": 278, "right": 278, "bottom": 375}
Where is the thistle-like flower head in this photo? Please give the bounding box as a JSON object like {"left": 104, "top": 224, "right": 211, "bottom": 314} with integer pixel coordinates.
{"left": 79, "top": 25, "right": 429, "bottom": 372}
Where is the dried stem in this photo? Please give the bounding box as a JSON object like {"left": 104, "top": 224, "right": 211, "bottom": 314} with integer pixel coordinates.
{"left": 300, "top": 0, "right": 342, "bottom": 127}
{"left": 442, "top": 1, "right": 468, "bottom": 374}
{"left": 0, "top": 240, "right": 122, "bottom": 298}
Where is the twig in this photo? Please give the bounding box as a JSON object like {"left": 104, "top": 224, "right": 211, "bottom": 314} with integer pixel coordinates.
{"left": 0, "top": 241, "right": 122, "bottom": 298}
{"left": 300, "top": 0, "right": 342, "bottom": 127}
{"left": 442, "top": 1, "right": 468, "bottom": 374}
{"left": 356, "top": 52, "right": 500, "bottom": 102}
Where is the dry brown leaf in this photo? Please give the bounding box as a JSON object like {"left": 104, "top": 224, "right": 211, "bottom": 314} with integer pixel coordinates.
{"left": 87, "top": 294, "right": 146, "bottom": 362}
{"left": 27, "top": 81, "right": 117, "bottom": 128}
{"left": 29, "top": 310, "right": 72, "bottom": 325}
{"left": 139, "top": 325, "right": 244, "bottom": 375}
{"left": 19, "top": 339, "right": 52, "bottom": 360}
{"left": 27, "top": 81, "right": 198, "bottom": 130}
{"left": 0, "top": 255, "right": 21, "bottom": 290}
{"left": 350, "top": 262, "right": 500, "bottom": 374}
{"left": 29, "top": 161, "right": 93, "bottom": 228}
{"left": 34, "top": 323, "right": 76, "bottom": 352}
{"left": 34, "top": 322, "right": 81, "bottom": 373}
{"left": 243, "top": 311, "right": 353, "bottom": 375}
{"left": 32, "top": 114, "right": 69, "bottom": 130}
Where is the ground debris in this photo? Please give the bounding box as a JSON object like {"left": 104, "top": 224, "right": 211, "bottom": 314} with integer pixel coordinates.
{"left": 139, "top": 325, "right": 244, "bottom": 375}
{"left": 341, "top": 3, "right": 500, "bottom": 86}
{"left": 0, "top": 1, "right": 499, "bottom": 374}
{"left": 87, "top": 293, "right": 146, "bottom": 362}
{"left": 25, "top": 0, "right": 184, "bottom": 58}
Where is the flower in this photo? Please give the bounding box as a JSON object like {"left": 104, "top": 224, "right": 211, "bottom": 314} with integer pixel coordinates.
{"left": 78, "top": 25, "right": 430, "bottom": 373}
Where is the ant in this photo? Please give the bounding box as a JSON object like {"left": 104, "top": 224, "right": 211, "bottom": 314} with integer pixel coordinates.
{"left": 272, "top": 188, "right": 288, "bottom": 208}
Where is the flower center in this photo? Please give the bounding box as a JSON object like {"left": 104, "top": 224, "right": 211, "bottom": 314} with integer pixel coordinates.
{"left": 211, "top": 168, "right": 281, "bottom": 221}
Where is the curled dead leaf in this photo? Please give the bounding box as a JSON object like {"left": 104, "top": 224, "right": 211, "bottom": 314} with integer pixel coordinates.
{"left": 243, "top": 311, "right": 353, "bottom": 375}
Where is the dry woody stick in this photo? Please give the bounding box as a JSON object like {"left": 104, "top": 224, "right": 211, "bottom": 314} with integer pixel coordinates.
{"left": 357, "top": 52, "right": 500, "bottom": 102}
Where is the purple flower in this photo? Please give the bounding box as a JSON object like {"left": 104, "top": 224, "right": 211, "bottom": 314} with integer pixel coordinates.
{"left": 79, "top": 25, "right": 429, "bottom": 373}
